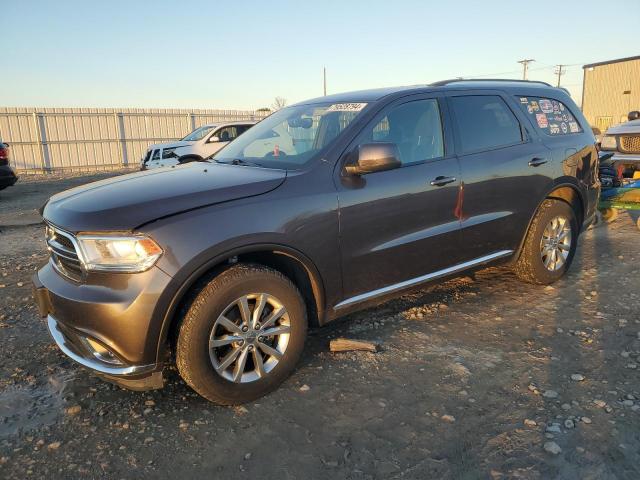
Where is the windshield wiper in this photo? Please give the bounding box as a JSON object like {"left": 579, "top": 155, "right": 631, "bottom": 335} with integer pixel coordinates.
{"left": 215, "top": 158, "right": 263, "bottom": 167}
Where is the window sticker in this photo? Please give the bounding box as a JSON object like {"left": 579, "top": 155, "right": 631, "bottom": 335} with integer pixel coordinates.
{"left": 539, "top": 99, "right": 553, "bottom": 114}
{"left": 325, "top": 103, "right": 367, "bottom": 112}
{"left": 519, "top": 97, "right": 528, "bottom": 104}
{"left": 516, "top": 96, "right": 582, "bottom": 136}
{"left": 536, "top": 113, "right": 549, "bottom": 129}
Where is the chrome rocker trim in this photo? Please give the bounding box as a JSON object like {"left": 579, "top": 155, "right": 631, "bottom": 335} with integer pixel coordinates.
{"left": 334, "top": 250, "right": 513, "bottom": 310}
{"left": 47, "top": 315, "right": 157, "bottom": 376}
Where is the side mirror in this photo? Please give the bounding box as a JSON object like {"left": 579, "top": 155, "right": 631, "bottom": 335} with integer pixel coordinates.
{"left": 628, "top": 111, "right": 640, "bottom": 122}
{"left": 208, "top": 136, "right": 220, "bottom": 143}
{"left": 345, "top": 143, "right": 402, "bottom": 176}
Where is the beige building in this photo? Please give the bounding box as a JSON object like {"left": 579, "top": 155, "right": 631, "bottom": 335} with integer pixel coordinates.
{"left": 582, "top": 55, "right": 640, "bottom": 132}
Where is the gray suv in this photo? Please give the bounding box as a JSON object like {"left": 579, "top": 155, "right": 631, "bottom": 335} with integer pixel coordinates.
{"left": 33, "top": 80, "right": 599, "bottom": 404}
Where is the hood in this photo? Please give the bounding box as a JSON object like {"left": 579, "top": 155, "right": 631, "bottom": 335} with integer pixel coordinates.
{"left": 43, "top": 163, "right": 286, "bottom": 232}
{"left": 606, "top": 120, "right": 640, "bottom": 135}
{"left": 147, "top": 140, "right": 194, "bottom": 150}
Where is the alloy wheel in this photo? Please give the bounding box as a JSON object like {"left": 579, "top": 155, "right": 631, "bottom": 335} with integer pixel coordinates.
{"left": 540, "top": 215, "right": 572, "bottom": 271}
{"left": 209, "top": 293, "right": 290, "bottom": 383}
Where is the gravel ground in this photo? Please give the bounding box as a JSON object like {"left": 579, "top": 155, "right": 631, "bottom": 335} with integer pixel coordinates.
{"left": 1, "top": 174, "right": 640, "bottom": 479}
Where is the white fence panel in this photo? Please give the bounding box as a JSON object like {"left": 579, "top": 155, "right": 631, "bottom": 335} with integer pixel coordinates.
{"left": 0, "top": 107, "right": 269, "bottom": 173}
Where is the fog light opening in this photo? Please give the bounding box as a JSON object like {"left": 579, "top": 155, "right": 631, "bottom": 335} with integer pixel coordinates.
{"left": 81, "top": 337, "right": 124, "bottom": 366}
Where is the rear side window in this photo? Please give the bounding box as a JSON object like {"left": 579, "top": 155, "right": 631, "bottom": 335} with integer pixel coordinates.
{"left": 450, "top": 95, "right": 522, "bottom": 154}
{"left": 517, "top": 96, "right": 583, "bottom": 136}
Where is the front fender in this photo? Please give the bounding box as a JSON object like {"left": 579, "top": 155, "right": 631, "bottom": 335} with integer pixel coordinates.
{"left": 152, "top": 241, "right": 326, "bottom": 364}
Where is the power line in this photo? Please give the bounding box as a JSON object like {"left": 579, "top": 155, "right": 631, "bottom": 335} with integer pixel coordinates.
{"left": 554, "top": 64, "right": 567, "bottom": 87}
{"left": 517, "top": 59, "right": 535, "bottom": 80}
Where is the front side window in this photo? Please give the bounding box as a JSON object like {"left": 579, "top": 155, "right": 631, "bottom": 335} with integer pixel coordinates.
{"left": 213, "top": 102, "right": 367, "bottom": 169}
{"left": 450, "top": 95, "right": 522, "bottom": 154}
{"left": 181, "top": 125, "right": 216, "bottom": 141}
{"left": 151, "top": 149, "right": 160, "bottom": 160}
{"left": 361, "top": 99, "right": 444, "bottom": 165}
{"left": 517, "top": 96, "right": 583, "bottom": 136}
{"left": 236, "top": 124, "right": 253, "bottom": 135}
{"left": 215, "top": 126, "right": 238, "bottom": 142}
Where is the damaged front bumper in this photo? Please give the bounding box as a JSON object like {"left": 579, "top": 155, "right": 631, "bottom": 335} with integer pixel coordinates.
{"left": 32, "top": 268, "right": 168, "bottom": 391}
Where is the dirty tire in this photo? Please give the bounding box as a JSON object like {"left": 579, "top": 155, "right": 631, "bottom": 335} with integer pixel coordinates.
{"left": 514, "top": 199, "right": 578, "bottom": 285}
{"left": 176, "top": 264, "right": 307, "bottom": 405}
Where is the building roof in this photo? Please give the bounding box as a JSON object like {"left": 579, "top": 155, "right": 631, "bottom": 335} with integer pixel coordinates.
{"left": 583, "top": 55, "right": 640, "bottom": 69}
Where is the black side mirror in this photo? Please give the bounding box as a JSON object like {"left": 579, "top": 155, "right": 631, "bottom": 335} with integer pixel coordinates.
{"left": 345, "top": 143, "right": 402, "bottom": 176}
{"left": 628, "top": 111, "right": 640, "bottom": 122}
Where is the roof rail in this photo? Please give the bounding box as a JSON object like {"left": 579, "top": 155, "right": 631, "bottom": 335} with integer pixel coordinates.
{"left": 430, "top": 78, "right": 552, "bottom": 87}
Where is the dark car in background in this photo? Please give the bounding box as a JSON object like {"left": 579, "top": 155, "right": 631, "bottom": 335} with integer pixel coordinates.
{"left": 0, "top": 140, "right": 18, "bottom": 190}
{"left": 33, "top": 80, "right": 599, "bottom": 405}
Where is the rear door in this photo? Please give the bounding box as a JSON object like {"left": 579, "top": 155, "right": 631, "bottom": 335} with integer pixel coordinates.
{"left": 448, "top": 92, "right": 553, "bottom": 260}
{"left": 336, "top": 95, "right": 464, "bottom": 306}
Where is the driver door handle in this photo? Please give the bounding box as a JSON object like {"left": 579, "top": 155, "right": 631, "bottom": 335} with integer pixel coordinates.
{"left": 430, "top": 176, "right": 456, "bottom": 187}
{"left": 528, "top": 157, "right": 547, "bottom": 167}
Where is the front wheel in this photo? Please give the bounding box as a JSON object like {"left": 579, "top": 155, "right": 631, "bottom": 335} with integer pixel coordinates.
{"left": 176, "top": 264, "right": 307, "bottom": 405}
{"left": 514, "top": 199, "right": 578, "bottom": 284}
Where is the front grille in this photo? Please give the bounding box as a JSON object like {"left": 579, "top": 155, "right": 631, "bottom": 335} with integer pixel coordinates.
{"left": 620, "top": 135, "right": 640, "bottom": 154}
{"left": 46, "top": 225, "right": 83, "bottom": 281}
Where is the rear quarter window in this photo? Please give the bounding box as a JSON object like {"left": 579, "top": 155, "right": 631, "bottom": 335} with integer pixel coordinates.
{"left": 517, "top": 96, "right": 582, "bottom": 136}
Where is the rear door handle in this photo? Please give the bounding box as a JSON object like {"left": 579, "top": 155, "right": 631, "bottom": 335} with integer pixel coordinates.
{"left": 430, "top": 176, "right": 456, "bottom": 187}
{"left": 528, "top": 157, "right": 547, "bottom": 167}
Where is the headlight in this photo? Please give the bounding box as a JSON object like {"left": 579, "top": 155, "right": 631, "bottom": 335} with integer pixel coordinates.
{"left": 600, "top": 135, "right": 617, "bottom": 150}
{"left": 75, "top": 235, "right": 163, "bottom": 272}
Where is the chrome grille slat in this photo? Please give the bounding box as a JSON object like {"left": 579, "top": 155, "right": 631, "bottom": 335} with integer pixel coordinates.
{"left": 45, "top": 224, "right": 84, "bottom": 281}
{"left": 49, "top": 247, "right": 81, "bottom": 263}
{"left": 47, "top": 238, "right": 76, "bottom": 256}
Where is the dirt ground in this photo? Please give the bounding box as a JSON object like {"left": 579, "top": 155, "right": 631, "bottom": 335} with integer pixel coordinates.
{"left": 1, "top": 173, "right": 639, "bottom": 479}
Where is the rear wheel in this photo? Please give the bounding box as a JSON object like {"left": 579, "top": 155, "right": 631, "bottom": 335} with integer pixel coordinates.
{"left": 176, "top": 264, "right": 307, "bottom": 405}
{"left": 514, "top": 199, "right": 578, "bottom": 284}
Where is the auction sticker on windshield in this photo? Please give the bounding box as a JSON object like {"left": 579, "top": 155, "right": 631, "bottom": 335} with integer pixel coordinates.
{"left": 326, "top": 103, "right": 367, "bottom": 112}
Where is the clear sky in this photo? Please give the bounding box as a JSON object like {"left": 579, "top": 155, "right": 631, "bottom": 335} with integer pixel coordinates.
{"left": 2, "top": 0, "right": 639, "bottom": 110}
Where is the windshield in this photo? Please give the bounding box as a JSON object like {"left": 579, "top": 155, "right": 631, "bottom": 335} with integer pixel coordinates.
{"left": 181, "top": 125, "right": 216, "bottom": 141}
{"left": 212, "top": 102, "right": 368, "bottom": 169}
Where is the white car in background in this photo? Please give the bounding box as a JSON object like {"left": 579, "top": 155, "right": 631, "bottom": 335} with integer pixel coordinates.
{"left": 140, "top": 121, "right": 256, "bottom": 170}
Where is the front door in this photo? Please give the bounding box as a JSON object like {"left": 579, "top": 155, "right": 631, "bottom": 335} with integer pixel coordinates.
{"left": 336, "top": 96, "right": 464, "bottom": 305}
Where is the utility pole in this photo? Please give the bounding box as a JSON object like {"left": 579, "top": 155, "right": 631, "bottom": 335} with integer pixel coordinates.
{"left": 323, "top": 67, "right": 327, "bottom": 96}
{"left": 554, "top": 64, "right": 566, "bottom": 87}
{"left": 517, "top": 59, "right": 535, "bottom": 80}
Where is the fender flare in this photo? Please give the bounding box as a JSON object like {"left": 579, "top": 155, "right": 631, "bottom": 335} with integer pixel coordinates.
{"left": 511, "top": 179, "right": 586, "bottom": 262}
{"left": 155, "top": 242, "right": 326, "bottom": 363}
{"left": 177, "top": 154, "right": 203, "bottom": 164}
